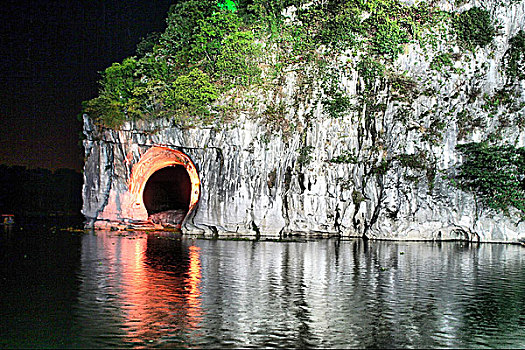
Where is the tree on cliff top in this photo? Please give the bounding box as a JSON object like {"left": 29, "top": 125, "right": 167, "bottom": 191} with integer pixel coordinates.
{"left": 83, "top": 0, "right": 497, "bottom": 129}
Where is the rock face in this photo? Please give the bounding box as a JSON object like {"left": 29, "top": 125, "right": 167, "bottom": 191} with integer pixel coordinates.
{"left": 82, "top": 0, "right": 525, "bottom": 243}
{"left": 149, "top": 210, "right": 188, "bottom": 228}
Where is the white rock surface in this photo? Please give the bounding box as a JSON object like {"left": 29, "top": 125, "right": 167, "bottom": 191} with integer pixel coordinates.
{"left": 82, "top": 0, "right": 525, "bottom": 242}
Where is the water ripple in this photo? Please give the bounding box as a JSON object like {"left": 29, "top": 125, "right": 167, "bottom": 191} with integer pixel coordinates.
{"left": 1, "top": 232, "right": 524, "bottom": 348}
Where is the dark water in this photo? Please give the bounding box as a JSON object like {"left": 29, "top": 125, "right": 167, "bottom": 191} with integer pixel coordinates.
{"left": 1, "top": 226, "right": 524, "bottom": 349}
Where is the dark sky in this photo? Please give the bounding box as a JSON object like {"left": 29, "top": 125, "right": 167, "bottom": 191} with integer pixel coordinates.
{"left": 0, "top": 0, "right": 175, "bottom": 170}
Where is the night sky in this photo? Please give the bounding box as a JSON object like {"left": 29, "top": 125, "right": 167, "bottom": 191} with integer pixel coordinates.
{"left": 0, "top": 0, "right": 176, "bottom": 171}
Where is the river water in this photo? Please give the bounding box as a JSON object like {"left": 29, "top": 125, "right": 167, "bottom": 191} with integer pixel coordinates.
{"left": 1, "top": 226, "right": 524, "bottom": 348}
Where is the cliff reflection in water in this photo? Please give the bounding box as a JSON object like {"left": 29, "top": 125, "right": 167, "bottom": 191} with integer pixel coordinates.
{"left": 76, "top": 232, "right": 203, "bottom": 347}
{"left": 72, "top": 233, "right": 524, "bottom": 348}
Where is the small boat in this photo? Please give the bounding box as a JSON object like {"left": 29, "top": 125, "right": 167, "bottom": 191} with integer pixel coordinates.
{"left": 1, "top": 214, "right": 15, "bottom": 225}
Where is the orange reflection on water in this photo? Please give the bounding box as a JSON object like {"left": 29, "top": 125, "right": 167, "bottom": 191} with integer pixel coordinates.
{"left": 185, "top": 245, "right": 202, "bottom": 327}
{"left": 109, "top": 233, "right": 203, "bottom": 346}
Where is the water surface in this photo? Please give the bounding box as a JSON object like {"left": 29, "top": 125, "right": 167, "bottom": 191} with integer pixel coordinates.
{"left": 1, "top": 227, "right": 524, "bottom": 348}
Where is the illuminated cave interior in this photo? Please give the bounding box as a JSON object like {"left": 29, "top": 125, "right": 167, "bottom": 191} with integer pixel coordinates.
{"left": 143, "top": 165, "right": 192, "bottom": 215}
{"left": 127, "top": 146, "right": 200, "bottom": 226}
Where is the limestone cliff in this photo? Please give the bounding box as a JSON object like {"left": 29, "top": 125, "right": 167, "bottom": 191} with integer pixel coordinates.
{"left": 82, "top": 0, "right": 525, "bottom": 242}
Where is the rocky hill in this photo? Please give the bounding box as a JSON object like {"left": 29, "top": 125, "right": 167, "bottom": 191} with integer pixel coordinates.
{"left": 82, "top": 0, "right": 525, "bottom": 242}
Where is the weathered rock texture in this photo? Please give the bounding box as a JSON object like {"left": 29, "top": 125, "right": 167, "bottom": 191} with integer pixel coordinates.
{"left": 83, "top": 0, "right": 525, "bottom": 242}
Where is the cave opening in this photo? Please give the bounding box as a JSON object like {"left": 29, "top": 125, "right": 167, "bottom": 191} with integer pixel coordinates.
{"left": 143, "top": 165, "right": 192, "bottom": 217}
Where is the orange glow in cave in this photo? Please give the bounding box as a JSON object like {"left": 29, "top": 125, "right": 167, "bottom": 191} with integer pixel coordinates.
{"left": 128, "top": 147, "right": 200, "bottom": 222}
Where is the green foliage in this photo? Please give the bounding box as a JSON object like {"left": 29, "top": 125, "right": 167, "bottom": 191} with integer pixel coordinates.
{"left": 421, "top": 117, "right": 447, "bottom": 145}
{"left": 361, "top": 0, "right": 443, "bottom": 59}
{"left": 81, "top": 0, "right": 468, "bottom": 129}
{"left": 130, "top": 80, "right": 171, "bottom": 119}
{"left": 292, "top": 1, "right": 365, "bottom": 52}
{"left": 84, "top": 55, "right": 178, "bottom": 126}
{"left": 430, "top": 52, "right": 454, "bottom": 71}
{"left": 504, "top": 30, "right": 525, "bottom": 81}
{"left": 371, "top": 20, "right": 409, "bottom": 60}
{"left": 482, "top": 89, "right": 514, "bottom": 112}
{"left": 160, "top": 0, "right": 218, "bottom": 59}
{"left": 318, "top": 5, "right": 362, "bottom": 50}
{"left": 247, "top": 0, "right": 302, "bottom": 34}
{"left": 256, "top": 0, "right": 444, "bottom": 62}
{"left": 262, "top": 101, "right": 292, "bottom": 138}
{"left": 135, "top": 54, "right": 171, "bottom": 81}
{"left": 388, "top": 72, "right": 418, "bottom": 101}
{"left": 323, "top": 91, "right": 352, "bottom": 118}
{"left": 396, "top": 151, "right": 436, "bottom": 190}
{"left": 396, "top": 151, "right": 428, "bottom": 170}
{"left": 218, "top": 0, "right": 237, "bottom": 11}
{"left": 82, "top": 96, "right": 127, "bottom": 129}
{"left": 357, "top": 57, "right": 385, "bottom": 92}
{"left": 82, "top": 57, "right": 145, "bottom": 126}
{"left": 456, "top": 142, "right": 525, "bottom": 214}
{"left": 397, "top": 154, "right": 423, "bottom": 169}
{"left": 330, "top": 150, "right": 358, "bottom": 164}
{"left": 215, "top": 31, "right": 262, "bottom": 86}
{"left": 189, "top": 10, "right": 241, "bottom": 70}
{"left": 352, "top": 190, "right": 365, "bottom": 205}
{"left": 136, "top": 32, "right": 161, "bottom": 57}
{"left": 100, "top": 57, "right": 140, "bottom": 101}
{"left": 453, "top": 7, "right": 495, "bottom": 50}
{"left": 297, "top": 145, "right": 315, "bottom": 166}
{"left": 429, "top": 52, "right": 463, "bottom": 76}
{"left": 168, "top": 68, "right": 219, "bottom": 121}
{"left": 83, "top": 0, "right": 263, "bottom": 128}
{"left": 456, "top": 110, "right": 484, "bottom": 140}
{"left": 371, "top": 159, "right": 390, "bottom": 175}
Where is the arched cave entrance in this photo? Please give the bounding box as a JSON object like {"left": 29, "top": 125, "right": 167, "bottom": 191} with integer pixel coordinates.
{"left": 143, "top": 165, "right": 191, "bottom": 215}
{"left": 127, "top": 146, "right": 200, "bottom": 228}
